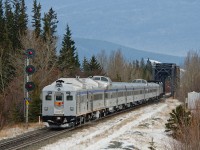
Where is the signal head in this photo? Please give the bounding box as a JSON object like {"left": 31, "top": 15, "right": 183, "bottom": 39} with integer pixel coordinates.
{"left": 25, "top": 65, "right": 35, "bottom": 75}
{"left": 25, "top": 49, "right": 35, "bottom": 58}
{"left": 25, "top": 82, "right": 35, "bottom": 91}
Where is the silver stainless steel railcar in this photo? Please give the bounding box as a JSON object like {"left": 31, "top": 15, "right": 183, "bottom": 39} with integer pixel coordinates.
{"left": 42, "top": 76, "right": 163, "bottom": 128}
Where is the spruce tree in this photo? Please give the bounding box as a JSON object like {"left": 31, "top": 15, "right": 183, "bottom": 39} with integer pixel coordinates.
{"left": 12, "top": 0, "right": 21, "bottom": 51}
{"left": 81, "top": 57, "right": 90, "bottom": 76}
{"left": 48, "top": 7, "right": 58, "bottom": 39}
{"left": 75, "top": 51, "right": 80, "bottom": 68}
{"left": 89, "top": 55, "right": 101, "bottom": 71}
{"left": 4, "top": 0, "right": 14, "bottom": 50}
{"left": 32, "top": 0, "right": 41, "bottom": 37}
{"left": 19, "top": 0, "right": 28, "bottom": 35}
{"left": 42, "top": 13, "right": 50, "bottom": 41}
{"left": 82, "top": 57, "right": 89, "bottom": 72}
{"left": 0, "top": 0, "right": 11, "bottom": 50}
{"left": 0, "top": 0, "right": 15, "bottom": 93}
{"left": 88, "top": 55, "right": 102, "bottom": 76}
{"left": 0, "top": 0, "right": 5, "bottom": 45}
{"left": 145, "top": 58, "right": 153, "bottom": 80}
{"left": 41, "top": 7, "right": 58, "bottom": 68}
{"left": 136, "top": 60, "right": 139, "bottom": 69}
{"left": 58, "top": 24, "right": 80, "bottom": 75}
{"left": 42, "top": 7, "right": 58, "bottom": 41}
{"left": 165, "top": 105, "right": 191, "bottom": 138}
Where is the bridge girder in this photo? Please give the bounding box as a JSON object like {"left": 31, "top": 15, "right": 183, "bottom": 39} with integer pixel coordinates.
{"left": 152, "top": 63, "right": 180, "bottom": 97}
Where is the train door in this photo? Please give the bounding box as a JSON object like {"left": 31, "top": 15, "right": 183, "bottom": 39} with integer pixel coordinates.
{"left": 54, "top": 92, "right": 64, "bottom": 115}
{"left": 88, "top": 91, "right": 93, "bottom": 111}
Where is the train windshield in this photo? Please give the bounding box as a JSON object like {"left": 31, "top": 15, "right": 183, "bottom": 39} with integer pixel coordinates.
{"left": 55, "top": 93, "right": 63, "bottom": 101}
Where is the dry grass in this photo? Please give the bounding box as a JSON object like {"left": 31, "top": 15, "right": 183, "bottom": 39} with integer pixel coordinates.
{"left": 0, "top": 122, "right": 45, "bottom": 140}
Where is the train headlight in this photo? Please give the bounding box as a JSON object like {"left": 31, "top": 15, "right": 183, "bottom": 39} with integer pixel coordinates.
{"left": 44, "top": 107, "right": 48, "bottom": 111}
{"left": 56, "top": 83, "right": 62, "bottom": 87}
{"left": 57, "top": 117, "right": 61, "bottom": 120}
{"left": 70, "top": 107, "right": 74, "bottom": 111}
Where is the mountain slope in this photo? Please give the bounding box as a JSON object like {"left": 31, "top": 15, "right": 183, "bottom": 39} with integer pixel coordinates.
{"left": 26, "top": 0, "right": 200, "bottom": 57}
{"left": 74, "top": 38, "right": 184, "bottom": 65}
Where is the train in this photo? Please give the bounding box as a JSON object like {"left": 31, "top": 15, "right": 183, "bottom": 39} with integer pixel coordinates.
{"left": 41, "top": 76, "right": 163, "bottom": 128}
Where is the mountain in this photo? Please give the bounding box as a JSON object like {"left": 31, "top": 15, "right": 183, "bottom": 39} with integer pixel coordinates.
{"left": 25, "top": 0, "right": 200, "bottom": 58}
{"left": 73, "top": 38, "right": 184, "bottom": 65}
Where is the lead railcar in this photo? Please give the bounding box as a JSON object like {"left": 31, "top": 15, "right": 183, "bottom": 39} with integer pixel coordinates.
{"left": 42, "top": 76, "right": 163, "bottom": 128}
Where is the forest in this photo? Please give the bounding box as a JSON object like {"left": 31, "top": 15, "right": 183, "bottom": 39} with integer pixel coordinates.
{"left": 1, "top": 0, "right": 200, "bottom": 149}
{"left": 0, "top": 0, "right": 153, "bottom": 129}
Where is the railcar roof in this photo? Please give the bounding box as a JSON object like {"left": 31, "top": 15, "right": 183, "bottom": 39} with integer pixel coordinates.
{"left": 42, "top": 77, "right": 160, "bottom": 92}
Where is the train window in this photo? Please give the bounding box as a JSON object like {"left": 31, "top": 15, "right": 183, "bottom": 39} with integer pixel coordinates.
{"left": 56, "top": 95, "right": 63, "bottom": 101}
{"left": 93, "top": 77, "right": 100, "bottom": 80}
{"left": 94, "top": 94, "right": 103, "bottom": 100}
{"left": 142, "top": 80, "right": 146, "bottom": 83}
{"left": 118, "top": 91, "right": 124, "bottom": 97}
{"left": 67, "top": 95, "right": 73, "bottom": 101}
{"left": 134, "top": 91, "right": 139, "bottom": 95}
{"left": 113, "top": 93, "right": 117, "bottom": 98}
{"left": 101, "top": 77, "right": 108, "bottom": 82}
{"left": 46, "top": 95, "right": 52, "bottom": 100}
{"left": 127, "top": 91, "right": 132, "bottom": 96}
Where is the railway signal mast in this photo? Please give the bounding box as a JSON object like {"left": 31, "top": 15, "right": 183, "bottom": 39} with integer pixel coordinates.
{"left": 24, "top": 49, "right": 36, "bottom": 128}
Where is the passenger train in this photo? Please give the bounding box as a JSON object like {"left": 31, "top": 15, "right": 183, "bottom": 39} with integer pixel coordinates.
{"left": 41, "top": 76, "right": 163, "bottom": 128}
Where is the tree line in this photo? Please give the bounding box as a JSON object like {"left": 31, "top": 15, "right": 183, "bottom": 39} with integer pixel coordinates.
{"left": 0, "top": 0, "right": 153, "bottom": 129}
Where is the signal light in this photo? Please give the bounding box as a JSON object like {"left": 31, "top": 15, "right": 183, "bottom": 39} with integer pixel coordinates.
{"left": 25, "top": 82, "right": 35, "bottom": 91}
{"left": 25, "top": 49, "right": 35, "bottom": 58}
{"left": 25, "top": 65, "right": 35, "bottom": 75}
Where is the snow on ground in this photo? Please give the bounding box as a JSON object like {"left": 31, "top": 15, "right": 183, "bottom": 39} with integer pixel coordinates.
{"left": 40, "top": 98, "right": 181, "bottom": 150}
{"left": 0, "top": 123, "right": 44, "bottom": 141}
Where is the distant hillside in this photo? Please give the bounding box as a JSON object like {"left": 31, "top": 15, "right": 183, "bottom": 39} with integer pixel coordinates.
{"left": 26, "top": 0, "right": 200, "bottom": 57}
{"left": 72, "top": 38, "right": 185, "bottom": 65}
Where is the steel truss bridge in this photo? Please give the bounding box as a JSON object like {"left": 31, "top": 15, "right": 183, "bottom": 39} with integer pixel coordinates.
{"left": 152, "top": 63, "right": 180, "bottom": 98}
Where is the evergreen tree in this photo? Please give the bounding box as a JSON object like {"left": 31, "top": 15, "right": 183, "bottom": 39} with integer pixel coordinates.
{"left": 165, "top": 105, "right": 191, "bottom": 138}
{"left": 145, "top": 58, "right": 153, "bottom": 80}
{"left": 136, "top": 60, "right": 139, "bottom": 69}
{"left": 29, "top": 96, "right": 41, "bottom": 122}
{"left": 58, "top": 25, "right": 80, "bottom": 75}
{"left": 75, "top": 51, "right": 80, "bottom": 68}
{"left": 0, "top": 0, "right": 7, "bottom": 47}
{"left": 146, "top": 58, "right": 152, "bottom": 73}
{"left": 32, "top": 0, "right": 41, "bottom": 37}
{"left": 0, "top": 0, "right": 15, "bottom": 93}
{"left": 42, "top": 7, "right": 58, "bottom": 41}
{"left": 0, "top": 48, "right": 15, "bottom": 93}
{"left": 42, "top": 13, "right": 50, "bottom": 41}
{"left": 12, "top": 0, "right": 21, "bottom": 51}
{"left": 47, "top": 7, "right": 58, "bottom": 39}
{"left": 4, "top": 0, "right": 14, "bottom": 50}
{"left": 19, "top": 0, "right": 28, "bottom": 35}
{"left": 0, "top": 0, "right": 4, "bottom": 44}
{"left": 89, "top": 55, "right": 101, "bottom": 71}
{"left": 88, "top": 55, "right": 102, "bottom": 76}
{"left": 82, "top": 57, "right": 89, "bottom": 72}
{"left": 41, "top": 7, "right": 58, "bottom": 68}
{"left": 140, "top": 58, "right": 145, "bottom": 69}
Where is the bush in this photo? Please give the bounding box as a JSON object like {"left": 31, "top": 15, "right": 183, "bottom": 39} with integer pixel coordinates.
{"left": 165, "top": 105, "right": 191, "bottom": 138}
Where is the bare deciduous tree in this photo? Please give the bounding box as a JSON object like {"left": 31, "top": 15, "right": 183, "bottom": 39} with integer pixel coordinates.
{"left": 178, "top": 50, "right": 200, "bottom": 101}
{"left": 20, "top": 30, "right": 59, "bottom": 88}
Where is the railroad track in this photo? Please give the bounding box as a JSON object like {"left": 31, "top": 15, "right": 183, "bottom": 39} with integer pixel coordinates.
{"left": 0, "top": 98, "right": 165, "bottom": 150}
